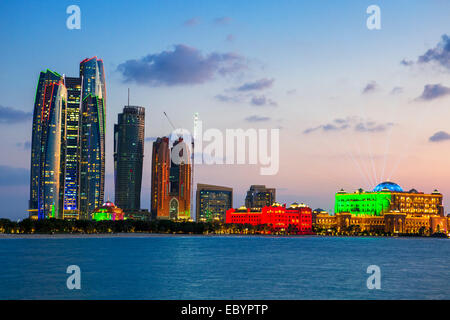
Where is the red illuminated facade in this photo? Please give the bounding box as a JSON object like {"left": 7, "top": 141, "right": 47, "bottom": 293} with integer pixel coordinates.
{"left": 226, "top": 203, "right": 313, "bottom": 234}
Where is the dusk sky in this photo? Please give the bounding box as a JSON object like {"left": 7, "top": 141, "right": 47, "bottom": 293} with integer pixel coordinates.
{"left": 1, "top": 0, "right": 450, "bottom": 220}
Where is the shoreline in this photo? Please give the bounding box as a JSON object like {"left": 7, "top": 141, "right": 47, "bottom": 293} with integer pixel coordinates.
{"left": 0, "top": 233, "right": 446, "bottom": 239}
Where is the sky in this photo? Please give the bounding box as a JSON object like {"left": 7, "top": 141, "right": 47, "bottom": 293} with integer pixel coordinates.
{"left": 1, "top": 0, "right": 450, "bottom": 220}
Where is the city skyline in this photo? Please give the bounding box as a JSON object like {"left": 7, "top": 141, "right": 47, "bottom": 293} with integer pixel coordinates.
{"left": 2, "top": 1, "right": 450, "bottom": 220}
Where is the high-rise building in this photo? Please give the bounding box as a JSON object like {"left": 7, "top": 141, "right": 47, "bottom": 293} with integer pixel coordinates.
{"left": 114, "top": 106, "right": 145, "bottom": 212}
{"left": 79, "top": 57, "right": 106, "bottom": 219}
{"left": 62, "top": 76, "right": 82, "bottom": 219}
{"left": 29, "top": 70, "right": 67, "bottom": 219}
{"left": 29, "top": 57, "right": 106, "bottom": 220}
{"left": 151, "top": 136, "right": 191, "bottom": 220}
{"left": 169, "top": 137, "right": 191, "bottom": 220}
{"left": 196, "top": 184, "right": 233, "bottom": 222}
{"left": 245, "top": 185, "right": 276, "bottom": 209}
{"left": 151, "top": 137, "right": 171, "bottom": 220}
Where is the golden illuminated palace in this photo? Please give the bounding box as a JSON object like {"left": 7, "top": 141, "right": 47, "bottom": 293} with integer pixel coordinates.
{"left": 314, "top": 181, "right": 449, "bottom": 235}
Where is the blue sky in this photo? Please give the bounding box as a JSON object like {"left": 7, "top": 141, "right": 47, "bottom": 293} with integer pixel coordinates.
{"left": 1, "top": 0, "right": 450, "bottom": 220}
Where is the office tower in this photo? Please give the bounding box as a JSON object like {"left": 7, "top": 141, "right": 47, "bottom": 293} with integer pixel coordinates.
{"left": 29, "top": 70, "right": 67, "bottom": 219}
{"left": 196, "top": 184, "right": 233, "bottom": 222}
{"left": 151, "top": 137, "right": 171, "bottom": 219}
{"left": 114, "top": 106, "right": 145, "bottom": 212}
{"left": 79, "top": 57, "right": 106, "bottom": 219}
{"left": 245, "top": 185, "right": 276, "bottom": 209}
{"left": 62, "top": 76, "right": 82, "bottom": 219}
{"left": 151, "top": 136, "right": 191, "bottom": 220}
{"left": 169, "top": 137, "right": 191, "bottom": 220}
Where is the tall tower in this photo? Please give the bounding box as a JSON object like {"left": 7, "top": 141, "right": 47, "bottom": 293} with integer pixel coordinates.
{"left": 29, "top": 70, "right": 67, "bottom": 219}
{"left": 151, "top": 137, "right": 171, "bottom": 219}
{"left": 114, "top": 106, "right": 145, "bottom": 212}
{"left": 79, "top": 57, "right": 106, "bottom": 219}
{"left": 169, "top": 137, "right": 191, "bottom": 220}
{"left": 62, "top": 76, "right": 82, "bottom": 219}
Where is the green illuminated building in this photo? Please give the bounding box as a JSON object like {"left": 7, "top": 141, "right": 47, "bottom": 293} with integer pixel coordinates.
{"left": 335, "top": 188, "right": 391, "bottom": 216}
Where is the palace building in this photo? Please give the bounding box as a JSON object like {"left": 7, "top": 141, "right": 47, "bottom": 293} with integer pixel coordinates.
{"left": 226, "top": 203, "right": 313, "bottom": 234}
{"left": 315, "top": 181, "right": 448, "bottom": 234}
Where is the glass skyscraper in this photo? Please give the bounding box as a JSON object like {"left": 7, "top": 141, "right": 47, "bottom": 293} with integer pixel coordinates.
{"left": 29, "top": 57, "right": 106, "bottom": 220}
{"left": 78, "top": 57, "right": 106, "bottom": 219}
{"left": 114, "top": 106, "right": 145, "bottom": 212}
{"left": 29, "top": 70, "right": 67, "bottom": 219}
{"left": 63, "top": 76, "right": 81, "bottom": 218}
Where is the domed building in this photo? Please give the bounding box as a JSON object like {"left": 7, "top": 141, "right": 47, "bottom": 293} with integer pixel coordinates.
{"left": 323, "top": 181, "right": 449, "bottom": 235}
{"left": 91, "top": 201, "right": 125, "bottom": 221}
{"left": 373, "top": 181, "right": 403, "bottom": 192}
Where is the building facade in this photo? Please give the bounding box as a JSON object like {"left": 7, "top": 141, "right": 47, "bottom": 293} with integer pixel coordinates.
{"left": 114, "top": 106, "right": 145, "bottom": 212}
{"left": 196, "top": 183, "right": 233, "bottom": 222}
{"left": 151, "top": 136, "right": 191, "bottom": 220}
{"left": 226, "top": 203, "right": 313, "bottom": 234}
{"left": 244, "top": 185, "right": 276, "bottom": 209}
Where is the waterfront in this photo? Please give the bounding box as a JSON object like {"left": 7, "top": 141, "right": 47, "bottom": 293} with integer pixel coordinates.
{"left": 0, "top": 236, "right": 448, "bottom": 299}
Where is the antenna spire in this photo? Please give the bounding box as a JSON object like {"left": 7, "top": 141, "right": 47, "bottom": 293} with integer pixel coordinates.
{"left": 127, "top": 88, "right": 130, "bottom": 106}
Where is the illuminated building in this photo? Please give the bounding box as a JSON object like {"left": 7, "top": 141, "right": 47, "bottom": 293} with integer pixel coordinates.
{"left": 29, "top": 57, "right": 106, "bottom": 220}
{"left": 29, "top": 70, "right": 67, "bottom": 219}
{"left": 226, "top": 203, "right": 313, "bottom": 234}
{"left": 151, "top": 137, "right": 171, "bottom": 219}
{"left": 312, "top": 208, "right": 328, "bottom": 224}
{"left": 114, "top": 106, "right": 145, "bottom": 212}
{"left": 151, "top": 136, "right": 191, "bottom": 220}
{"left": 91, "top": 201, "right": 124, "bottom": 221}
{"left": 196, "top": 184, "right": 233, "bottom": 222}
{"left": 315, "top": 181, "right": 447, "bottom": 234}
{"left": 79, "top": 57, "right": 106, "bottom": 219}
{"left": 62, "top": 76, "right": 82, "bottom": 219}
{"left": 245, "top": 185, "right": 276, "bottom": 209}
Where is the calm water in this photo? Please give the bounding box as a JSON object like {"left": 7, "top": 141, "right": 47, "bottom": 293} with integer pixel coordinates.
{"left": 0, "top": 235, "right": 448, "bottom": 299}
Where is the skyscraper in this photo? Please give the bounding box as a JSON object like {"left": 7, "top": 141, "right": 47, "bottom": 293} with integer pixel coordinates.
{"left": 245, "top": 185, "right": 276, "bottom": 209}
{"left": 62, "top": 76, "right": 81, "bottom": 219}
{"left": 79, "top": 57, "right": 106, "bottom": 219}
{"left": 29, "top": 70, "right": 67, "bottom": 219}
{"left": 29, "top": 57, "right": 106, "bottom": 220}
{"left": 151, "top": 137, "right": 171, "bottom": 220}
{"left": 196, "top": 184, "right": 233, "bottom": 222}
{"left": 114, "top": 106, "right": 145, "bottom": 212}
{"left": 151, "top": 136, "right": 191, "bottom": 220}
{"left": 169, "top": 137, "right": 191, "bottom": 220}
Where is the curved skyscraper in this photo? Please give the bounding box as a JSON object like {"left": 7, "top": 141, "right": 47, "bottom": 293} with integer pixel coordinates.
{"left": 114, "top": 106, "right": 145, "bottom": 212}
{"left": 29, "top": 57, "right": 106, "bottom": 220}
{"left": 29, "top": 70, "right": 67, "bottom": 219}
{"left": 79, "top": 57, "right": 106, "bottom": 219}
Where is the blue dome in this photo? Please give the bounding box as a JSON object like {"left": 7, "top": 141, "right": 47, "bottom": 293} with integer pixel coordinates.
{"left": 373, "top": 181, "right": 403, "bottom": 192}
